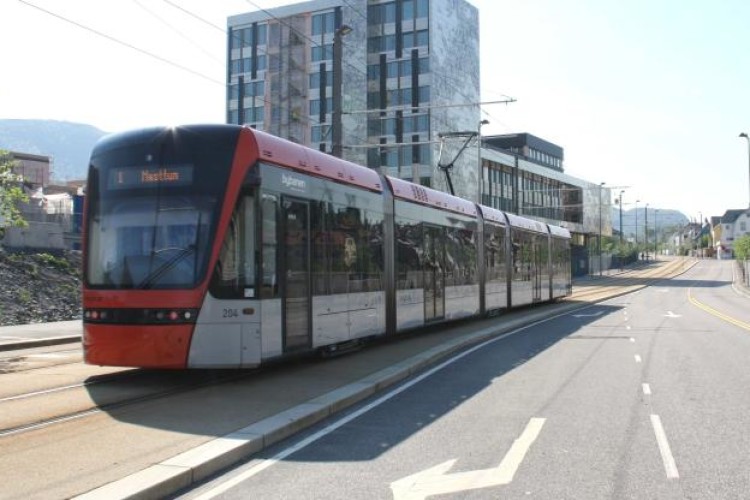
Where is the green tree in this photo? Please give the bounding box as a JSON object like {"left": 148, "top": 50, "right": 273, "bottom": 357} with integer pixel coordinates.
{"left": 0, "top": 150, "right": 28, "bottom": 231}
{"left": 735, "top": 234, "right": 750, "bottom": 261}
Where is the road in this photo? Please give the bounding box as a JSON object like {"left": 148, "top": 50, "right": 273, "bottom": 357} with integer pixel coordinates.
{"left": 179, "top": 259, "right": 750, "bottom": 500}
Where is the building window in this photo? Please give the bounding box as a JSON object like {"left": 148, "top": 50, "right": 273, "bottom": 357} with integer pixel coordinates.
{"left": 741, "top": 221, "right": 747, "bottom": 232}
{"left": 384, "top": 2, "right": 396, "bottom": 23}
{"left": 416, "top": 0, "right": 429, "bottom": 19}
{"left": 312, "top": 12, "right": 335, "bottom": 35}
{"left": 367, "top": 64, "right": 379, "bottom": 80}
{"left": 309, "top": 71, "right": 332, "bottom": 88}
{"left": 309, "top": 99, "right": 332, "bottom": 116}
{"left": 312, "top": 44, "right": 333, "bottom": 62}
{"left": 402, "top": 0, "right": 414, "bottom": 20}
{"left": 418, "top": 86, "right": 430, "bottom": 103}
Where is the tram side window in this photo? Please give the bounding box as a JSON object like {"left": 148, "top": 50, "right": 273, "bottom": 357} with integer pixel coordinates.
{"left": 446, "top": 228, "right": 478, "bottom": 286}
{"left": 538, "top": 235, "right": 550, "bottom": 279}
{"left": 212, "top": 195, "right": 256, "bottom": 298}
{"left": 313, "top": 203, "right": 385, "bottom": 295}
{"left": 261, "top": 192, "right": 279, "bottom": 299}
{"left": 485, "top": 224, "right": 506, "bottom": 283}
{"left": 395, "top": 217, "right": 423, "bottom": 289}
{"left": 364, "top": 210, "right": 385, "bottom": 291}
{"left": 512, "top": 231, "right": 532, "bottom": 282}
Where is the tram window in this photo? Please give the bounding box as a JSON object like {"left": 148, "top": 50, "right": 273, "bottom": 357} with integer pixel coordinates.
{"left": 331, "top": 204, "right": 361, "bottom": 294}
{"left": 395, "top": 217, "right": 423, "bottom": 290}
{"left": 212, "top": 195, "right": 256, "bottom": 298}
{"left": 445, "top": 228, "right": 478, "bottom": 286}
{"left": 444, "top": 228, "right": 456, "bottom": 286}
{"left": 512, "top": 231, "right": 532, "bottom": 282}
{"left": 485, "top": 224, "right": 506, "bottom": 283}
{"left": 310, "top": 202, "right": 385, "bottom": 296}
{"left": 261, "top": 192, "right": 279, "bottom": 298}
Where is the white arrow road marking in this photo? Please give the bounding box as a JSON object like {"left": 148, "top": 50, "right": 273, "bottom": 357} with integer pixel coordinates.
{"left": 391, "top": 418, "right": 545, "bottom": 500}
{"left": 572, "top": 311, "right": 604, "bottom": 318}
{"left": 664, "top": 311, "right": 682, "bottom": 318}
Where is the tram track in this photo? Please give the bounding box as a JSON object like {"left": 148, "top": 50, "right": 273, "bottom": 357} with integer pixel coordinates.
{"left": 569, "top": 258, "right": 694, "bottom": 301}
{"left": 0, "top": 368, "right": 258, "bottom": 438}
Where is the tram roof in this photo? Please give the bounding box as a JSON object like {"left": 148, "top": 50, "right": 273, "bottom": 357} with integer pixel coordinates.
{"left": 548, "top": 224, "right": 571, "bottom": 238}
{"left": 385, "top": 176, "right": 478, "bottom": 217}
{"left": 478, "top": 205, "right": 507, "bottom": 225}
{"left": 505, "top": 212, "right": 550, "bottom": 234}
{"left": 245, "top": 128, "right": 383, "bottom": 193}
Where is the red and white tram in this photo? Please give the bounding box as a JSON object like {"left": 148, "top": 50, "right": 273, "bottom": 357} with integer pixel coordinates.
{"left": 82, "top": 125, "right": 571, "bottom": 369}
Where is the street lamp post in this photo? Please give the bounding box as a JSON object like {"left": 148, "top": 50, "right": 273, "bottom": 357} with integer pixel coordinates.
{"left": 477, "top": 119, "right": 489, "bottom": 204}
{"left": 654, "top": 209, "right": 659, "bottom": 259}
{"left": 698, "top": 211, "right": 703, "bottom": 258}
{"left": 644, "top": 203, "right": 649, "bottom": 261}
{"left": 332, "top": 24, "right": 352, "bottom": 158}
{"left": 618, "top": 190, "right": 624, "bottom": 246}
{"left": 739, "top": 133, "right": 750, "bottom": 208}
{"left": 599, "top": 182, "right": 605, "bottom": 276}
{"left": 635, "top": 199, "right": 640, "bottom": 246}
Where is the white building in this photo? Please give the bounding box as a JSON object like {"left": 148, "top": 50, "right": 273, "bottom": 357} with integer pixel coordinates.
{"left": 714, "top": 208, "right": 750, "bottom": 259}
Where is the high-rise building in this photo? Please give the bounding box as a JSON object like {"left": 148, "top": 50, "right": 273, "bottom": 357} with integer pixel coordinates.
{"left": 227, "top": 0, "right": 480, "bottom": 201}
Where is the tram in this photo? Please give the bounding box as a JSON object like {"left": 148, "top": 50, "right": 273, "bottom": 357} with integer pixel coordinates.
{"left": 82, "top": 125, "right": 571, "bottom": 369}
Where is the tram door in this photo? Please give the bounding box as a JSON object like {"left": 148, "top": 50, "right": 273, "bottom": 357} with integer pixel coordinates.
{"left": 281, "top": 197, "right": 311, "bottom": 352}
{"left": 532, "top": 237, "right": 543, "bottom": 302}
{"left": 423, "top": 225, "right": 445, "bottom": 322}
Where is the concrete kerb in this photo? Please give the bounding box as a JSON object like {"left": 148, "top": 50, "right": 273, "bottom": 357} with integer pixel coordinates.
{"left": 0, "top": 335, "right": 80, "bottom": 352}
{"left": 74, "top": 259, "right": 699, "bottom": 500}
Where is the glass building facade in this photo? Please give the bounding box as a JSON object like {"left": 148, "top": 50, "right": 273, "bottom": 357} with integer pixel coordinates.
{"left": 227, "top": 0, "right": 480, "bottom": 199}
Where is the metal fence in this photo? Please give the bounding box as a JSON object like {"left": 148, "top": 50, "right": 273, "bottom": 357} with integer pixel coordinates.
{"left": 739, "top": 260, "right": 750, "bottom": 288}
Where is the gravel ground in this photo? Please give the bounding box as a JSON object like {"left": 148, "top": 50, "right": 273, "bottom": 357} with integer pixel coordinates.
{"left": 0, "top": 249, "right": 82, "bottom": 326}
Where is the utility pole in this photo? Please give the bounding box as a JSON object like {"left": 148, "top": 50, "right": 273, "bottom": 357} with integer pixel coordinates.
{"left": 332, "top": 24, "right": 352, "bottom": 158}
{"left": 618, "top": 190, "right": 624, "bottom": 245}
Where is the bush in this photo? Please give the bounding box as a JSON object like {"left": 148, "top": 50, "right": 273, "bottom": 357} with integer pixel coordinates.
{"left": 735, "top": 234, "right": 750, "bottom": 261}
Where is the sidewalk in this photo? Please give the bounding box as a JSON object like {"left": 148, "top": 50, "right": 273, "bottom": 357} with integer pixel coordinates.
{"left": 0, "top": 319, "right": 81, "bottom": 351}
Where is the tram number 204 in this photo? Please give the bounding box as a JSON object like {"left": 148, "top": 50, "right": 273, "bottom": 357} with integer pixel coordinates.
{"left": 222, "top": 308, "right": 239, "bottom": 318}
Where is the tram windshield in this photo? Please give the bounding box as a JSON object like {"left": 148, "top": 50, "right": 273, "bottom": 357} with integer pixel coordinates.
{"left": 87, "top": 194, "right": 216, "bottom": 289}
{"left": 84, "top": 126, "right": 238, "bottom": 289}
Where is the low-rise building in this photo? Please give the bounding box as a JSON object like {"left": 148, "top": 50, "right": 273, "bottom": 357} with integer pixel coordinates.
{"left": 714, "top": 209, "right": 750, "bottom": 259}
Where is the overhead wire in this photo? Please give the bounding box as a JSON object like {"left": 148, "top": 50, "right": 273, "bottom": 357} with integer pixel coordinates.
{"left": 155, "top": 0, "right": 371, "bottom": 145}
{"left": 22, "top": 0, "right": 505, "bottom": 161}
{"left": 17, "top": 0, "right": 360, "bottom": 138}
{"left": 18, "top": 0, "right": 224, "bottom": 85}
{"left": 132, "top": 0, "right": 223, "bottom": 65}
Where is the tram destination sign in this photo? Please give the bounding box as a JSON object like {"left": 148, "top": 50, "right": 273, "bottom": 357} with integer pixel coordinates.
{"left": 108, "top": 165, "right": 194, "bottom": 190}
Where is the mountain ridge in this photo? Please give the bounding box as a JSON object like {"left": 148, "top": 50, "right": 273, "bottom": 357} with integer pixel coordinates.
{"left": 0, "top": 119, "right": 107, "bottom": 181}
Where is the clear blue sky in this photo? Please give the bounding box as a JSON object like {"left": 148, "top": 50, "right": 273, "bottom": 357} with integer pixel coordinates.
{"left": 2, "top": 0, "right": 749, "bottom": 219}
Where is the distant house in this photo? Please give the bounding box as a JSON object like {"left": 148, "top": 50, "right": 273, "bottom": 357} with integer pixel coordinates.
{"left": 0, "top": 151, "right": 85, "bottom": 251}
{"left": 9, "top": 151, "right": 50, "bottom": 187}
{"left": 714, "top": 209, "right": 750, "bottom": 259}
{"left": 670, "top": 222, "right": 701, "bottom": 255}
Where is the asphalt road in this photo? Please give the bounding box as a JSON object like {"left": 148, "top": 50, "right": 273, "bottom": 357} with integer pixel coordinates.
{"left": 178, "top": 259, "right": 750, "bottom": 500}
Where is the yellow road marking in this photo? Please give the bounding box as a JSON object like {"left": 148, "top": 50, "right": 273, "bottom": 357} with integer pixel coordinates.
{"left": 688, "top": 289, "right": 750, "bottom": 332}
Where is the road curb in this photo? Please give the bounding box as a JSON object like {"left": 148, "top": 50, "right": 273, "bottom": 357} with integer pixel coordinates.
{"left": 0, "top": 335, "right": 80, "bottom": 352}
